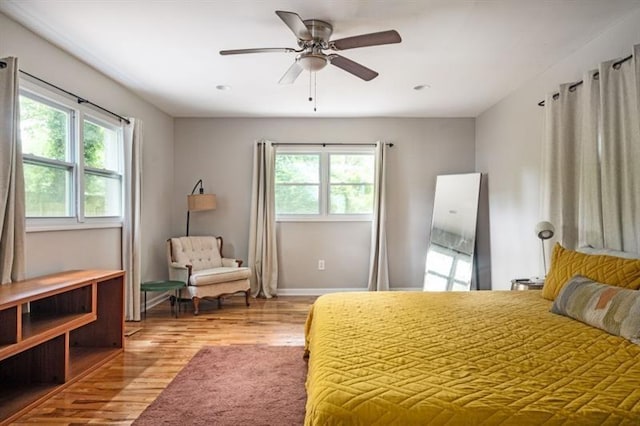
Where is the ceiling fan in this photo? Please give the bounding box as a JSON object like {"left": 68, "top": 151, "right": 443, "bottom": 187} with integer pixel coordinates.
{"left": 220, "top": 10, "right": 402, "bottom": 84}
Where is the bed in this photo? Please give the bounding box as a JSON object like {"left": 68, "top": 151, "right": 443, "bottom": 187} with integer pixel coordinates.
{"left": 304, "top": 247, "right": 640, "bottom": 425}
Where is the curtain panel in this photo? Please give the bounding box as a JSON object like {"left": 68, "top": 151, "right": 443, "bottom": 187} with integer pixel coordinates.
{"left": 0, "top": 57, "right": 26, "bottom": 284}
{"left": 598, "top": 45, "right": 640, "bottom": 252}
{"left": 367, "top": 141, "right": 390, "bottom": 291}
{"left": 543, "top": 44, "right": 640, "bottom": 253}
{"left": 123, "top": 118, "right": 143, "bottom": 320}
{"left": 247, "top": 140, "right": 278, "bottom": 298}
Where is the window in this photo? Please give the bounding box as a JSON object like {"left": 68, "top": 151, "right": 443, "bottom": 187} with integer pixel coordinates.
{"left": 19, "top": 84, "right": 124, "bottom": 228}
{"left": 275, "top": 147, "right": 375, "bottom": 220}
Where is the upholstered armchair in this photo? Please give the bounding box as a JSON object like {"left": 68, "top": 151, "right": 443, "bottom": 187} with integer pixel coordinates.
{"left": 167, "top": 236, "right": 251, "bottom": 315}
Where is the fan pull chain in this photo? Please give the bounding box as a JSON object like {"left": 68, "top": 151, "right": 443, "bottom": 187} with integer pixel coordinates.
{"left": 307, "top": 71, "right": 317, "bottom": 112}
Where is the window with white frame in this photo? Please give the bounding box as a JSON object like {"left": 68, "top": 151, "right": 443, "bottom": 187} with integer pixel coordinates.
{"left": 274, "top": 146, "right": 375, "bottom": 220}
{"left": 19, "top": 85, "right": 124, "bottom": 227}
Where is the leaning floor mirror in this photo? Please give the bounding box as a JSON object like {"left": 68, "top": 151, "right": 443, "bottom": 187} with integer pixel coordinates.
{"left": 423, "top": 173, "right": 481, "bottom": 292}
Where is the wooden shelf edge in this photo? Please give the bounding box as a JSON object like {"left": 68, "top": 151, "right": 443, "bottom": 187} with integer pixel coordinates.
{"left": 0, "top": 270, "right": 124, "bottom": 310}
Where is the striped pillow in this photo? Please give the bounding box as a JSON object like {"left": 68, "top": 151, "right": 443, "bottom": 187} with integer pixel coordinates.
{"left": 551, "top": 275, "right": 640, "bottom": 344}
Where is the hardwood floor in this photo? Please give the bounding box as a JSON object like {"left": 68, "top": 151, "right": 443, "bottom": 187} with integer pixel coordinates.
{"left": 12, "top": 295, "right": 316, "bottom": 425}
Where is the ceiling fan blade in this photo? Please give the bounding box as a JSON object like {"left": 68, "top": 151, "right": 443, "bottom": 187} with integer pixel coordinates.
{"left": 329, "top": 55, "right": 378, "bottom": 81}
{"left": 331, "top": 30, "right": 401, "bottom": 51}
{"left": 279, "top": 61, "right": 304, "bottom": 84}
{"left": 220, "top": 47, "right": 296, "bottom": 55}
{"left": 275, "top": 10, "right": 312, "bottom": 41}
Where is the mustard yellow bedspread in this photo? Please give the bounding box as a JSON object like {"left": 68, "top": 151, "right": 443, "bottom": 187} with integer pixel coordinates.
{"left": 304, "top": 291, "right": 640, "bottom": 425}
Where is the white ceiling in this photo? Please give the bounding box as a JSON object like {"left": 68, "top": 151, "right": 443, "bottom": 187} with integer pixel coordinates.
{"left": 2, "top": 0, "right": 639, "bottom": 118}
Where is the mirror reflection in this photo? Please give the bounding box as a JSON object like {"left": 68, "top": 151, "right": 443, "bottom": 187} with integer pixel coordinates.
{"left": 424, "top": 173, "right": 481, "bottom": 291}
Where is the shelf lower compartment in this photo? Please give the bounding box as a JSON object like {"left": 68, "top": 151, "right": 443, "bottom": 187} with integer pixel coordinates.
{"left": 0, "top": 342, "right": 123, "bottom": 425}
{"left": 0, "top": 383, "right": 58, "bottom": 423}
{"left": 68, "top": 346, "right": 122, "bottom": 380}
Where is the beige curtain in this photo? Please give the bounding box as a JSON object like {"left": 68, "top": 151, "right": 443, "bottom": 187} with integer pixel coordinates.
{"left": 541, "top": 82, "right": 583, "bottom": 249}
{"left": 0, "top": 57, "right": 26, "bottom": 284}
{"left": 578, "top": 70, "right": 603, "bottom": 248}
{"left": 248, "top": 140, "right": 278, "bottom": 298}
{"left": 543, "top": 44, "right": 640, "bottom": 253}
{"left": 598, "top": 45, "right": 640, "bottom": 252}
{"left": 367, "top": 141, "right": 389, "bottom": 291}
{"left": 123, "top": 118, "right": 143, "bottom": 320}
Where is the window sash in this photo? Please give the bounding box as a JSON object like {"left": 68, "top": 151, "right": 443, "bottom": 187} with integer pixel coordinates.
{"left": 19, "top": 91, "right": 73, "bottom": 163}
{"left": 23, "top": 161, "right": 74, "bottom": 218}
{"left": 83, "top": 115, "right": 123, "bottom": 174}
{"left": 84, "top": 172, "right": 122, "bottom": 218}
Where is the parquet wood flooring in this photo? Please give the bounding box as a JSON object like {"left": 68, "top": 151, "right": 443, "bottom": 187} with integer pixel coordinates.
{"left": 12, "top": 295, "right": 316, "bottom": 425}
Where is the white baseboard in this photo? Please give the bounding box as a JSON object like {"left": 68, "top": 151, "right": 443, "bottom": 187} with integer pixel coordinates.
{"left": 277, "top": 288, "right": 364, "bottom": 296}
{"left": 141, "top": 291, "right": 172, "bottom": 312}
{"left": 277, "top": 287, "right": 421, "bottom": 296}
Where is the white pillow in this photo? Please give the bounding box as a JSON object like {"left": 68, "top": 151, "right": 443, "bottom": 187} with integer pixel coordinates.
{"left": 577, "top": 246, "right": 640, "bottom": 260}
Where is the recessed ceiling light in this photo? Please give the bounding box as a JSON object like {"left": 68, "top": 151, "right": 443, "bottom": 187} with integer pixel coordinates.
{"left": 216, "top": 85, "right": 231, "bottom": 91}
{"left": 413, "top": 84, "right": 430, "bottom": 91}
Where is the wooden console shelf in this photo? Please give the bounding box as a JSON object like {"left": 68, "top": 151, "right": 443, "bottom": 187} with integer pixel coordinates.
{"left": 0, "top": 269, "right": 124, "bottom": 425}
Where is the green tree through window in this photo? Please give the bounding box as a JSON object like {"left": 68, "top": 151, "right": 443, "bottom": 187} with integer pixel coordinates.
{"left": 275, "top": 149, "right": 374, "bottom": 218}
{"left": 20, "top": 95, "right": 71, "bottom": 216}
{"left": 275, "top": 154, "right": 320, "bottom": 214}
{"left": 20, "top": 90, "right": 123, "bottom": 220}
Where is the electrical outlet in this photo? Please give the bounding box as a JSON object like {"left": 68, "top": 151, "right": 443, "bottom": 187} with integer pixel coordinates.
{"left": 318, "top": 259, "right": 325, "bottom": 270}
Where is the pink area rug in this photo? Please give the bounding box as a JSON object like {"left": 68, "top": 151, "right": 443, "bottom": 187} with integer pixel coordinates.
{"left": 134, "top": 345, "right": 307, "bottom": 425}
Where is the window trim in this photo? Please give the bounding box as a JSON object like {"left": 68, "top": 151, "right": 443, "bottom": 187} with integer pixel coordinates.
{"left": 20, "top": 79, "right": 125, "bottom": 232}
{"left": 275, "top": 145, "right": 375, "bottom": 222}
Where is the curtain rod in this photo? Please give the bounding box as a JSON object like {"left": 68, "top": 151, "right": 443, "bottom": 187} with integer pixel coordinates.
{"left": 0, "top": 60, "right": 131, "bottom": 124}
{"left": 261, "top": 142, "right": 394, "bottom": 147}
{"left": 537, "top": 54, "right": 633, "bottom": 107}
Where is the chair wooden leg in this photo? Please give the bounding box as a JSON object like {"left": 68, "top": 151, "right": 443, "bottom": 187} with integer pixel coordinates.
{"left": 245, "top": 290, "right": 250, "bottom": 307}
{"left": 192, "top": 297, "right": 200, "bottom": 315}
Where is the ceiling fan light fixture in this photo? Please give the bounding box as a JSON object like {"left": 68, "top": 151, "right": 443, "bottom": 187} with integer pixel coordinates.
{"left": 220, "top": 10, "right": 402, "bottom": 86}
{"left": 297, "top": 53, "right": 329, "bottom": 71}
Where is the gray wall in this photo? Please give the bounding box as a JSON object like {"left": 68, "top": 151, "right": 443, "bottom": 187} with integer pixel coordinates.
{"left": 1, "top": 12, "right": 175, "bottom": 281}
{"left": 173, "top": 118, "right": 476, "bottom": 291}
{"left": 475, "top": 9, "right": 640, "bottom": 290}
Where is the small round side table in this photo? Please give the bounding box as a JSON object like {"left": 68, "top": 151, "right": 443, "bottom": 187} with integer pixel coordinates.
{"left": 141, "top": 280, "right": 186, "bottom": 318}
{"left": 510, "top": 279, "right": 544, "bottom": 291}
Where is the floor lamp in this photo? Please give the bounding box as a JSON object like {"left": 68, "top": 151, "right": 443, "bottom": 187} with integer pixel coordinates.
{"left": 186, "top": 179, "right": 216, "bottom": 236}
{"left": 535, "top": 221, "right": 555, "bottom": 277}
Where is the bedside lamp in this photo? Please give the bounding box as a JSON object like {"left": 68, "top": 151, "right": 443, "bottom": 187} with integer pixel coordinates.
{"left": 186, "top": 179, "right": 216, "bottom": 236}
{"left": 535, "top": 221, "right": 555, "bottom": 277}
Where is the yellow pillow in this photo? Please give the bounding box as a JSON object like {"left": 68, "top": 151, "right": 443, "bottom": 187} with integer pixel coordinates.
{"left": 542, "top": 243, "right": 640, "bottom": 300}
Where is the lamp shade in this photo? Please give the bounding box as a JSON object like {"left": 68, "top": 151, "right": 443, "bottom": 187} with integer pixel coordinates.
{"left": 188, "top": 193, "right": 216, "bottom": 212}
{"left": 535, "top": 221, "right": 555, "bottom": 240}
